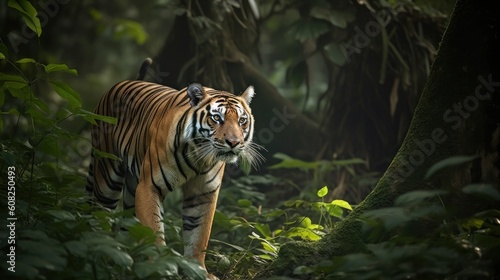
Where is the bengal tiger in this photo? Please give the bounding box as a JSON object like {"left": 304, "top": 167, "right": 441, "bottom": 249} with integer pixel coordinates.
{"left": 85, "top": 60, "right": 263, "bottom": 279}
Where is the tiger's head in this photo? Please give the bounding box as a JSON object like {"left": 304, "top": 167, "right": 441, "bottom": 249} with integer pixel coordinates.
{"left": 185, "top": 83, "right": 264, "bottom": 168}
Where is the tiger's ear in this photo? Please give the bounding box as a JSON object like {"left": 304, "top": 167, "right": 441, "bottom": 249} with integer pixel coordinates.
{"left": 187, "top": 83, "right": 206, "bottom": 107}
{"left": 240, "top": 86, "right": 255, "bottom": 105}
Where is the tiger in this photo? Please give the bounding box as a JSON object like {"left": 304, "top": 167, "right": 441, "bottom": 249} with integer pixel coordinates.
{"left": 85, "top": 59, "right": 263, "bottom": 279}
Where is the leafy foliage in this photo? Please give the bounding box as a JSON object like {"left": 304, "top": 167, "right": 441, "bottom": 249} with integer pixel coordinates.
{"left": 208, "top": 179, "right": 352, "bottom": 279}
{"left": 7, "top": 0, "right": 42, "bottom": 37}
{"left": 285, "top": 160, "right": 500, "bottom": 280}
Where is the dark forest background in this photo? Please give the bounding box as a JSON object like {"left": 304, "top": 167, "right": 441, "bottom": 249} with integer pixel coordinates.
{"left": 1, "top": 0, "right": 499, "bottom": 279}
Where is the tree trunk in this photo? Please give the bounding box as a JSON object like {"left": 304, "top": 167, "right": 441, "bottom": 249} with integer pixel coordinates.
{"left": 271, "top": 0, "right": 500, "bottom": 274}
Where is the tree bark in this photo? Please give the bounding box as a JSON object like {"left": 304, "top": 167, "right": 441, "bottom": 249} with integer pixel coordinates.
{"left": 271, "top": 0, "right": 500, "bottom": 275}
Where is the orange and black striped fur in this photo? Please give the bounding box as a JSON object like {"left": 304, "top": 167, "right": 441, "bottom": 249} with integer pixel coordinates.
{"left": 86, "top": 62, "right": 262, "bottom": 279}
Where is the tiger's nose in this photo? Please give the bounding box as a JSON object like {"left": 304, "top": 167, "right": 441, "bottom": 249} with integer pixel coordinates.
{"left": 225, "top": 138, "right": 240, "bottom": 148}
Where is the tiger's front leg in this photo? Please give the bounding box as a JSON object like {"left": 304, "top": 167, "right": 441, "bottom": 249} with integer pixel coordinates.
{"left": 135, "top": 180, "right": 165, "bottom": 245}
{"left": 182, "top": 163, "right": 225, "bottom": 280}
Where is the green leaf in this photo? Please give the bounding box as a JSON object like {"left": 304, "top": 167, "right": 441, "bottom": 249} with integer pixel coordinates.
{"left": 463, "top": 184, "right": 500, "bottom": 201}
{"left": 6, "top": 86, "right": 31, "bottom": 101}
{"left": 128, "top": 223, "right": 155, "bottom": 240}
{"left": 18, "top": 231, "right": 67, "bottom": 271}
{"left": 114, "top": 19, "right": 148, "bottom": 45}
{"left": 47, "top": 210, "right": 76, "bottom": 221}
{"left": 96, "top": 246, "right": 133, "bottom": 267}
{"left": 331, "top": 158, "right": 366, "bottom": 166}
{"left": 270, "top": 153, "right": 323, "bottom": 170}
{"left": 44, "top": 64, "right": 78, "bottom": 75}
{"left": 324, "top": 42, "right": 347, "bottom": 66}
{"left": 176, "top": 258, "right": 206, "bottom": 280}
{"left": 425, "top": 155, "right": 477, "bottom": 179}
{"left": 8, "top": 0, "right": 42, "bottom": 37}
{"left": 64, "top": 240, "right": 88, "bottom": 257}
{"left": 319, "top": 203, "right": 343, "bottom": 217}
{"left": 237, "top": 198, "right": 252, "bottom": 207}
{"left": 298, "top": 216, "right": 314, "bottom": 228}
{"left": 261, "top": 241, "right": 278, "bottom": 254}
{"left": 31, "top": 97, "right": 50, "bottom": 113}
{"left": 78, "top": 109, "right": 117, "bottom": 125}
{"left": 263, "top": 209, "right": 285, "bottom": 218}
{"left": 2, "top": 108, "right": 20, "bottom": 116}
{"left": 283, "top": 199, "right": 307, "bottom": 208}
{"left": 286, "top": 227, "right": 322, "bottom": 241}
{"left": 310, "top": 7, "right": 346, "bottom": 28}
{"left": 331, "top": 199, "right": 352, "bottom": 210}
{"left": 294, "top": 265, "right": 314, "bottom": 275}
{"left": 362, "top": 207, "right": 413, "bottom": 231}
{"left": 93, "top": 148, "right": 121, "bottom": 161}
{"left": 255, "top": 223, "right": 272, "bottom": 238}
{"left": 210, "top": 239, "right": 246, "bottom": 252}
{"left": 49, "top": 81, "right": 82, "bottom": 109}
{"left": 395, "top": 190, "right": 447, "bottom": 206}
{"left": 15, "top": 57, "right": 36, "bottom": 64}
{"left": 0, "top": 43, "right": 8, "bottom": 59}
{"left": 462, "top": 218, "right": 484, "bottom": 230}
{"left": 89, "top": 8, "right": 103, "bottom": 21}
{"left": 134, "top": 261, "right": 165, "bottom": 278}
{"left": 310, "top": 6, "right": 356, "bottom": 28}
{"left": 0, "top": 73, "right": 29, "bottom": 89}
{"left": 288, "top": 18, "right": 330, "bottom": 42}
{"left": 317, "top": 186, "right": 328, "bottom": 198}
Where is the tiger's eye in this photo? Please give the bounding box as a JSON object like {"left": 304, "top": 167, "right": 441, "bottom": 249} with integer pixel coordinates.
{"left": 239, "top": 117, "right": 247, "bottom": 125}
{"left": 212, "top": 115, "right": 221, "bottom": 122}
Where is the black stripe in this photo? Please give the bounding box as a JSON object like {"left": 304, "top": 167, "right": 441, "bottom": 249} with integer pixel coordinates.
{"left": 157, "top": 155, "right": 173, "bottom": 192}
{"left": 191, "top": 110, "right": 199, "bottom": 139}
{"left": 173, "top": 112, "right": 190, "bottom": 179}
{"left": 243, "top": 118, "right": 253, "bottom": 142}
{"left": 183, "top": 223, "right": 199, "bottom": 231}
{"left": 153, "top": 212, "right": 163, "bottom": 221}
{"left": 98, "top": 162, "right": 122, "bottom": 191}
{"left": 205, "top": 164, "right": 224, "bottom": 183}
{"left": 182, "top": 201, "right": 210, "bottom": 209}
{"left": 149, "top": 148, "right": 164, "bottom": 198}
{"left": 182, "top": 214, "right": 203, "bottom": 231}
{"left": 182, "top": 214, "right": 203, "bottom": 223}
{"left": 93, "top": 186, "right": 119, "bottom": 207}
{"left": 182, "top": 143, "right": 198, "bottom": 174}
{"left": 182, "top": 184, "right": 220, "bottom": 209}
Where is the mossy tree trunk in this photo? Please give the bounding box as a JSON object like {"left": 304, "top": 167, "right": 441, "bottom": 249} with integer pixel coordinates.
{"left": 271, "top": 0, "right": 500, "bottom": 274}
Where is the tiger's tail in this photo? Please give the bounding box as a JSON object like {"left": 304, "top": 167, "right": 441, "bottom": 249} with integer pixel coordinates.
{"left": 137, "top": 57, "right": 153, "bottom": 80}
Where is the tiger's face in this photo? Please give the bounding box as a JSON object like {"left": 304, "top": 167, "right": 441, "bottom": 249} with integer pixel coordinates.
{"left": 186, "top": 84, "right": 263, "bottom": 168}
